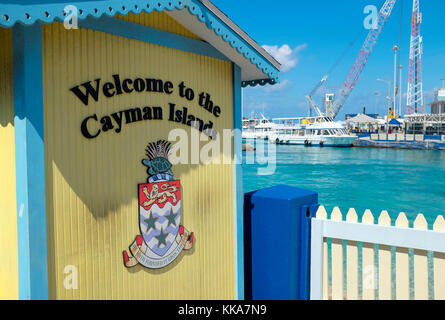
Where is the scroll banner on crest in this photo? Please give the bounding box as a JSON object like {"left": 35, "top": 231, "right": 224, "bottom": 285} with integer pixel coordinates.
{"left": 123, "top": 140, "right": 195, "bottom": 269}
{"left": 123, "top": 225, "right": 194, "bottom": 269}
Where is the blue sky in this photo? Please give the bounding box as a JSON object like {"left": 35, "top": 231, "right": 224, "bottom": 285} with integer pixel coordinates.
{"left": 211, "top": 0, "right": 445, "bottom": 119}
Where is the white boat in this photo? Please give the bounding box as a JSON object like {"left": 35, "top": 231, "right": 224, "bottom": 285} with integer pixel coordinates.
{"left": 269, "top": 116, "right": 357, "bottom": 147}
{"left": 242, "top": 114, "right": 278, "bottom": 140}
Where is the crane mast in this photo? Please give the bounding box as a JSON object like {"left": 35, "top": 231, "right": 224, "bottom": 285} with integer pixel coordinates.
{"left": 327, "top": 0, "right": 397, "bottom": 119}
{"left": 406, "top": 0, "right": 424, "bottom": 114}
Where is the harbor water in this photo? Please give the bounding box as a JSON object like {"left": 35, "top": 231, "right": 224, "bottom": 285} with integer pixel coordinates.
{"left": 243, "top": 143, "right": 445, "bottom": 226}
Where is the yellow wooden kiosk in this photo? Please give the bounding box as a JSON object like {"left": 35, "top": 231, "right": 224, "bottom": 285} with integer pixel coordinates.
{"left": 0, "top": 0, "right": 280, "bottom": 299}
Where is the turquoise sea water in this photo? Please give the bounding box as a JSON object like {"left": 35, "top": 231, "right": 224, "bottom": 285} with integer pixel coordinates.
{"left": 242, "top": 144, "right": 445, "bottom": 226}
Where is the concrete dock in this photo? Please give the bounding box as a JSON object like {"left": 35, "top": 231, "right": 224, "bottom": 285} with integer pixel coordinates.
{"left": 353, "top": 134, "right": 445, "bottom": 150}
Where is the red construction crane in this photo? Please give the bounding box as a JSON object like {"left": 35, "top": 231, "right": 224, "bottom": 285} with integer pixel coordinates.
{"left": 314, "top": 0, "right": 398, "bottom": 119}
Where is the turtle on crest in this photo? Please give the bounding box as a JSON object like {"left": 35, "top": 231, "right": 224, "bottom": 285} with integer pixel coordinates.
{"left": 142, "top": 140, "right": 174, "bottom": 178}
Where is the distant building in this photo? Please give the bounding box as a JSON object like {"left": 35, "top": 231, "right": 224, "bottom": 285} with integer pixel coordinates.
{"left": 431, "top": 88, "right": 445, "bottom": 114}
{"left": 345, "top": 113, "right": 380, "bottom": 120}
{"left": 345, "top": 107, "right": 380, "bottom": 120}
{"left": 404, "top": 85, "right": 445, "bottom": 135}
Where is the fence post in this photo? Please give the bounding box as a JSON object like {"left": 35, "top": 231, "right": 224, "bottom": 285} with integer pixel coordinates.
{"left": 244, "top": 185, "right": 318, "bottom": 300}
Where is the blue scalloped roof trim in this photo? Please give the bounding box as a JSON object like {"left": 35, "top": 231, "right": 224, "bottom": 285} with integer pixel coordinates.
{"left": 0, "top": 0, "right": 280, "bottom": 86}
{"left": 241, "top": 78, "right": 277, "bottom": 88}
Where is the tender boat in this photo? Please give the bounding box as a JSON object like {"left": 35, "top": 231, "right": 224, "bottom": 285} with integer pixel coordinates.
{"left": 242, "top": 114, "right": 278, "bottom": 140}
{"left": 269, "top": 116, "right": 357, "bottom": 147}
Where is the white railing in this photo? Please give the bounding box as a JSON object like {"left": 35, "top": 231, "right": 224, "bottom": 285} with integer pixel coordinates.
{"left": 310, "top": 206, "right": 445, "bottom": 300}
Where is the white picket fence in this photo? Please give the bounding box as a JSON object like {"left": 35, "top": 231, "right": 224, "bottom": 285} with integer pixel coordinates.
{"left": 310, "top": 206, "right": 445, "bottom": 300}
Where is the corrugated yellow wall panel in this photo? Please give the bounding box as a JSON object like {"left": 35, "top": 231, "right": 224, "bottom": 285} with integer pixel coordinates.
{"left": 117, "top": 11, "right": 201, "bottom": 40}
{"left": 42, "top": 21, "right": 235, "bottom": 299}
{"left": 0, "top": 28, "right": 19, "bottom": 300}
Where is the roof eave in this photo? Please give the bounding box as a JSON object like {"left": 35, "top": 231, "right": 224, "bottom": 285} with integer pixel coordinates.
{"left": 0, "top": 0, "right": 281, "bottom": 87}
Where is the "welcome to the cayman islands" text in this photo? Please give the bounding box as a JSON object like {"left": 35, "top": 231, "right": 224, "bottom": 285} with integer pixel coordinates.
{"left": 70, "top": 74, "right": 223, "bottom": 139}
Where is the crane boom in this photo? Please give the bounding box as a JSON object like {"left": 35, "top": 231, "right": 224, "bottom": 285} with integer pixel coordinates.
{"left": 309, "top": 75, "right": 328, "bottom": 97}
{"left": 305, "top": 94, "right": 323, "bottom": 117}
{"left": 329, "top": 0, "right": 397, "bottom": 119}
{"left": 305, "top": 75, "right": 328, "bottom": 116}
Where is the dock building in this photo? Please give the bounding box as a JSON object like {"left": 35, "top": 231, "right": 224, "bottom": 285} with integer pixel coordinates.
{"left": 404, "top": 86, "right": 445, "bottom": 135}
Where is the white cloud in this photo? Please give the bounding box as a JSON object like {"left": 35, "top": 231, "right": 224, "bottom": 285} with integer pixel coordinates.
{"left": 262, "top": 44, "right": 307, "bottom": 72}
{"left": 264, "top": 79, "right": 290, "bottom": 92}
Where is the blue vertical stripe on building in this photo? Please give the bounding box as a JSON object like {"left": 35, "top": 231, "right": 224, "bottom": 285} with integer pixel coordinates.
{"left": 13, "top": 23, "right": 49, "bottom": 300}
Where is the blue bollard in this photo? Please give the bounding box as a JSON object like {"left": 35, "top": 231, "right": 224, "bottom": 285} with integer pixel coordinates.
{"left": 244, "top": 185, "right": 319, "bottom": 300}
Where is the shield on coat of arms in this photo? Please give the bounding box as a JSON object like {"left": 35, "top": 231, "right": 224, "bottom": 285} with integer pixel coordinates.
{"left": 138, "top": 180, "right": 181, "bottom": 257}
{"left": 123, "top": 140, "right": 193, "bottom": 269}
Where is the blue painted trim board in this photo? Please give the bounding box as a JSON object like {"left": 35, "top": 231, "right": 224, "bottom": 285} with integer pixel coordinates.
{"left": 13, "top": 23, "right": 49, "bottom": 300}
{"left": 299, "top": 203, "right": 319, "bottom": 300}
{"left": 233, "top": 63, "right": 243, "bottom": 300}
{"left": 0, "top": 0, "right": 280, "bottom": 84}
{"left": 78, "top": 16, "right": 230, "bottom": 62}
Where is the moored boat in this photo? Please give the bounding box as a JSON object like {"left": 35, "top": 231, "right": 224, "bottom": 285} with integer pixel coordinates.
{"left": 269, "top": 116, "right": 357, "bottom": 147}
{"left": 242, "top": 114, "right": 277, "bottom": 140}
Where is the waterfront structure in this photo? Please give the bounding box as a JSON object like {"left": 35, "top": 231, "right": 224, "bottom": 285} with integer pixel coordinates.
{"left": 404, "top": 85, "right": 445, "bottom": 135}
{"left": 345, "top": 114, "right": 379, "bottom": 133}
{"left": 431, "top": 87, "right": 445, "bottom": 115}
{"left": 0, "top": 0, "right": 280, "bottom": 300}
{"left": 345, "top": 113, "right": 380, "bottom": 120}
{"left": 351, "top": 88, "right": 445, "bottom": 148}
{"left": 404, "top": 114, "right": 445, "bottom": 135}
